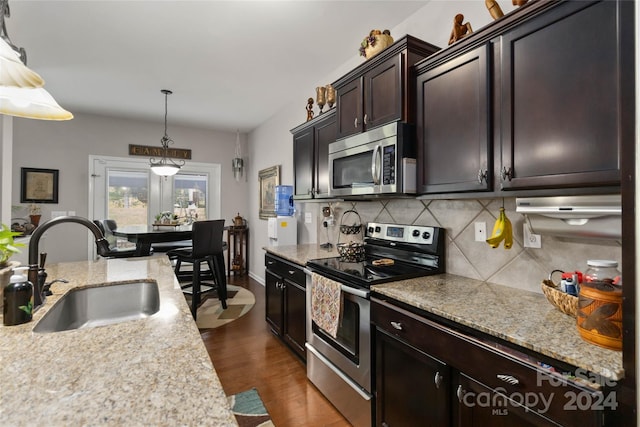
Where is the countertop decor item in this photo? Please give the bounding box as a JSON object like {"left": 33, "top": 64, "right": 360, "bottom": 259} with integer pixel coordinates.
{"left": 326, "top": 84, "right": 336, "bottom": 109}
{"left": 449, "top": 14, "right": 473, "bottom": 45}
{"left": 316, "top": 86, "right": 326, "bottom": 114}
{"left": 306, "top": 97, "right": 314, "bottom": 121}
{"left": 541, "top": 279, "right": 578, "bottom": 318}
{"left": 359, "top": 29, "right": 394, "bottom": 59}
{"left": 577, "top": 280, "right": 623, "bottom": 351}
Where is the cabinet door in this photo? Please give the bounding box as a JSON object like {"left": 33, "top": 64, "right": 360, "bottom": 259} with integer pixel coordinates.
{"left": 293, "top": 127, "right": 314, "bottom": 198}
{"left": 417, "top": 44, "right": 491, "bottom": 194}
{"left": 364, "top": 54, "right": 403, "bottom": 130}
{"left": 454, "top": 372, "right": 556, "bottom": 427}
{"left": 375, "top": 328, "right": 450, "bottom": 427}
{"left": 265, "top": 269, "right": 284, "bottom": 336}
{"left": 314, "top": 114, "right": 337, "bottom": 198}
{"left": 336, "top": 77, "right": 363, "bottom": 139}
{"left": 283, "top": 278, "right": 306, "bottom": 360}
{"left": 500, "top": 0, "right": 627, "bottom": 190}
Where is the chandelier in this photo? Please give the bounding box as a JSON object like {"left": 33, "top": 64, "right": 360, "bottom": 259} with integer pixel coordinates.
{"left": 0, "top": 0, "right": 73, "bottom": 120}
{"left": 150, "top": 89, "right": 184, "bottom": 177}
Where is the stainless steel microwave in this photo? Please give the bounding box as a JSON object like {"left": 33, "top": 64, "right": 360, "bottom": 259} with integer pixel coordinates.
{"left": 328, "top": 121, "right": 416, "bottom": 197}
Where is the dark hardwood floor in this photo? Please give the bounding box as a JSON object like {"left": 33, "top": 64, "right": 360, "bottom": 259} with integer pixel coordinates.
{"left": 200, "top": 274, "right": 350, "bottom": 427}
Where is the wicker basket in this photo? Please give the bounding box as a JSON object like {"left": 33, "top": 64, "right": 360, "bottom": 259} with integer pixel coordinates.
{"left": 541, "top": 279, "right": 578, "bottom": 318}
{"left": 337, "top": 241, "right": 366, "bottom": 263}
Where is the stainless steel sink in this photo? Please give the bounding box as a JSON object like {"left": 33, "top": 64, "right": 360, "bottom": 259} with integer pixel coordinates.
{"left": 33, "top": 280, "right": 160, "bottom": 333}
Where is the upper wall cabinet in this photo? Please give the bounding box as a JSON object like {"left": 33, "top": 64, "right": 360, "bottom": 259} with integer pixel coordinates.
{"left": 334, "top": 35, "right": 440, "bottom": 140}
{"left": 291, "top": 109, "right": 336, "bottom": 199}
{"left": 416, "top": 43, "right": 492, "bottom": 194}
{"left": 499, "top": 0, "right": 632, "bottom": 190}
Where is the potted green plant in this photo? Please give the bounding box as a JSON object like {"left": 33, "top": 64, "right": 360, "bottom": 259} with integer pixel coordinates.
{"left": 0, "top": 223, "right": 25, "bottom": 309}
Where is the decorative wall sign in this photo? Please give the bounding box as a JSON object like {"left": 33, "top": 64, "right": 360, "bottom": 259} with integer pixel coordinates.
{"left": 20, "top": 167, "right": 59, "bottom": 203}
{"left": 258, "top": 165, "right": 280, "bottom": 220}
{"left": 128, "top": 144, "right": 192, "bottom": 160}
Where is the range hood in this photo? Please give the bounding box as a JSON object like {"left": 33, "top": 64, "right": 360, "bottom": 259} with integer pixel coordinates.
{"left": 515, "top": 195, "right": 621, "bottom": 240}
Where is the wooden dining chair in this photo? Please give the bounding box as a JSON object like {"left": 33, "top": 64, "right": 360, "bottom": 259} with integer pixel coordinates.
{"left": 93, "top": 220, "right": 139, "bottom": 258}
{"left": 168, "top": 219, "right": 227, "bottom": 320}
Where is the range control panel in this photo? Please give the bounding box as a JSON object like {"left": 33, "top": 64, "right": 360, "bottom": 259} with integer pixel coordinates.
{"left": 366, "top": 222, "right": 435, "bottom": 245}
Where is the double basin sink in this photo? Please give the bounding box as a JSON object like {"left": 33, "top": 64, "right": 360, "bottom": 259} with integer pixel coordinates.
{"left": 33, "top": 280, "right": 160, "bottom": 333}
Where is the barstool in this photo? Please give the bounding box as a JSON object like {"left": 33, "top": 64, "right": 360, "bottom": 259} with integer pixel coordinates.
{"left": 167, "top": 219, "right": 227, "bottom": 319}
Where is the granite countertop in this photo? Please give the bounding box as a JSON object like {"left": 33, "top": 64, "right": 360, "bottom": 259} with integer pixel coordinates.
{"left": 371, "top": 274, "right": 624, "bottom": 381}
{"left": 263, "top": 245, "right": 623, "bottom": 381}
{"left": 0, "top": 256, "right": 237, "bottom": 426}
{"left": 264, "top": 243, "right": 338, "bottom": 266}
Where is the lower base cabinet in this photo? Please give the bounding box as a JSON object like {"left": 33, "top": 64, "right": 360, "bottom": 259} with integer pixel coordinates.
{"left": 265, "top": 253, "right": 306, "bottom": 361}
{"left": 372, "top": 296, "right": 604, "bottom": 427}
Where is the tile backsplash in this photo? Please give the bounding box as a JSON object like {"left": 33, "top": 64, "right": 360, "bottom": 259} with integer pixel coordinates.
{"left": 298, "top": 197, "right": 622, "bottom": 294}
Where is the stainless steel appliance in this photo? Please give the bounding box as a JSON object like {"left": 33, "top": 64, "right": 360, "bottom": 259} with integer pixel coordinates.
{"left": 305, "top": 222, "right": 445, "bottom": 427}
{"left": 328, "top": 122, "right": 416, "bottom": 197}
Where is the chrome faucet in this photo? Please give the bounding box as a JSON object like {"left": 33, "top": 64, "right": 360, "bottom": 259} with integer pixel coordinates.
{"left": 28, "top": 216, "right": 111, "bottom": 311}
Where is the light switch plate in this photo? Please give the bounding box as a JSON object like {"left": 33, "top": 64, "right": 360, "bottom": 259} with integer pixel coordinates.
{"left": 474, "top": 222, "right": 486, "bottom": 242}
{"left": 51, "top": 211, "right": 66, "bottom": 219}
{"left": 304, "top": 212, "right": 312, "bottom": 224}
{"left": 68, "top": 211, "right": 76, "bottom": 216}
{"left": 524, "top": 223, "right": 542, "bottom": 248}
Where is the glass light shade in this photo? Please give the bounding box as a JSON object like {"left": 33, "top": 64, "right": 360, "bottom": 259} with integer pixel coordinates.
{"left": 0, "top": 38, "right": 44, "bottom": 88}
{"left": 232, "top": 157, "right": 244, "bottom": 181}
{"left": 150, "top": 163, "right": 180, "bottom": 177}
{"left": 0, "top": 86, "right": 73, "bottom": 120}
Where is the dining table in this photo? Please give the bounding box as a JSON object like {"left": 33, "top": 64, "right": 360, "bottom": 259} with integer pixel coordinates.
{"left": 112, "top": 224, "right": 194, "bottom": 257}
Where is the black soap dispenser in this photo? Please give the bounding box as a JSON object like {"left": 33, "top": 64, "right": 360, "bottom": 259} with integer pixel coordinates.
{"left": 3, "top": 266, "right": 33, "bottom": 326}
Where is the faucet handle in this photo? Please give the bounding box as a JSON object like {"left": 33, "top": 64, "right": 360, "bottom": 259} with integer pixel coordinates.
{"left": 40, "top": 252, "right": 47, "bottom": 269}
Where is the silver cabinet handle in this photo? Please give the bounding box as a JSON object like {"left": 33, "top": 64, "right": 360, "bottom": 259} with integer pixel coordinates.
{"left": 434, "top": 371, "right": 443, "bottom": 389}
{"left": 390, "top": 321, "right": 403, "bottom": 330}
{"left": 457, "top": 385, "right": 464, "bottom": 402}
{"left": 288, "top": 270, "right": 296, "bottom": 275}
{"left": 501, "top": 166, "right": 513, "bottom": 181}
{"left": 497, "top": 374, "right": 519, "bottom": 385}
{"left": 477, "top": 169, "right": 488, "bottom": 184}
{"left": 267, "top": 261, "right": 274, "bottom": 265}
{"left": 354, "top": 117, "right": 359, "bottom": 128}
{"left": 364, "top": 113, "right": 368, "bottom": 125}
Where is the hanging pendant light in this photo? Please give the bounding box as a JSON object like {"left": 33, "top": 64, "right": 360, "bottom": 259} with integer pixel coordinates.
{"left": 150, "top": 89, "right": 184, "bottom": 177}
{"left": 232, "top": 129, "right": 244, "bottom": 182}
{"left": 0, "top": 0, "right": 73, "bottom": 120}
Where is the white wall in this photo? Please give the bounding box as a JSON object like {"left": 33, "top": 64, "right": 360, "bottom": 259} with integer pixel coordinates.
{"left": 11, "top": 112, "right": 248, "bottom": 263}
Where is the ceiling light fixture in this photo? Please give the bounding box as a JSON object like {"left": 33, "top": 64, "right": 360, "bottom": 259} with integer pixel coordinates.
{"left": 232, "top": 129, "right": 244, "bottom": 182}
{"left": 150, "top": 89, "right": 184, "bottom": 177}
{"left": 0, "top": 0, "right": 73, "bottom": 120}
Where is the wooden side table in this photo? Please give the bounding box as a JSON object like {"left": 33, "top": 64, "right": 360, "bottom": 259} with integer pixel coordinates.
{"left": 226, "top": 226, "right": 249, "bottom": 276}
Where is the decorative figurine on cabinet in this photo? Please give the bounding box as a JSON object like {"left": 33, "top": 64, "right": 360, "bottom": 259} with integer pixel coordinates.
{"left": 485, "top": 0, "right": 505, "bottom": 20}
{"left": 306, "top": 97, "right": 314, "bottom": 121}
{"left": 449, "top": 14, "right": 473, "bottom": 45}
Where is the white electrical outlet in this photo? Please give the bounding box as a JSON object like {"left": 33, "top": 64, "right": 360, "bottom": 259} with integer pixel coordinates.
{"left": 524, "top": 223, "right": 542, "bottom": 248}
{"left": 474, "top": 222, "right": 487, "bottom": 242}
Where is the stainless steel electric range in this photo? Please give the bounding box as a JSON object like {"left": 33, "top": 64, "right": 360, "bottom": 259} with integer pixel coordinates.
{"left": 305, "top": 222, "right": 445, "bottom": 427}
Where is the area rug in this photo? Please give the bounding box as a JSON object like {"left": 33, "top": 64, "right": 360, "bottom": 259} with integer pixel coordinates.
{"left": 227, "top": 388, "right": 275, "bottom": 427}
{"left": 184, "top": 284, "right": 255, "bottom": 329}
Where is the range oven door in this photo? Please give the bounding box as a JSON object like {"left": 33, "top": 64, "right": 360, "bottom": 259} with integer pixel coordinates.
{"left": 306, "top": 273, "right": 371, "bottom": 392}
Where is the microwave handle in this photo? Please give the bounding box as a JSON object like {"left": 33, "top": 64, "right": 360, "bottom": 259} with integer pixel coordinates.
{"left": 371, "top": 144, "right": 382, "bottom": 185}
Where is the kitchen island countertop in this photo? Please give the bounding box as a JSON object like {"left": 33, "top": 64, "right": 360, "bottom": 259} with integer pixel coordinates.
{"left": 264, "top": 244, "right": 623, "bottom": 382}
{"left": 0, "top": 256, "right": 237, "bottom": 426}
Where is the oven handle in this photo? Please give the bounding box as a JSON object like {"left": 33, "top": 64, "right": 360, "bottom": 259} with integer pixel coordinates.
{"left": 305, "top": 343, "right": 373, "bottom": 402}
{"left": 305, "top": 268, "right": 370, "bottom": 299}
{"left": 371, "top": 144, "right": 382, "bottom": 185}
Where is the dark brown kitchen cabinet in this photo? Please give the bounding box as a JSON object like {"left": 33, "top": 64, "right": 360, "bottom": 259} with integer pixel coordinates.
{"left": 265, "top": 253, "right": 306, "bottom": 361}
{"left": 375, "top": 327, "right": 450, "bottom": 426}
{"left": 334, "top": 35, "right": 439, "bottom": 140}
{"left": 499, "top": 0, "right": 632, "bottom": 190}
{"left": 291, "top": 109, "right": 336, "bottom": 199}
{"left": 372, "top": 296, "right": 604, "bottom": 427}
{"left": 416, "top": 43, "right": 492, "bottom": 194}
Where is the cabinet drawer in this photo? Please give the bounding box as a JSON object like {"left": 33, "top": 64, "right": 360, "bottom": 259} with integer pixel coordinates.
{"left": 372, "top": 297, "right": 604, "bottom": 427}
{"left": 265, "top": 254, "right": 306, "bottom": 286}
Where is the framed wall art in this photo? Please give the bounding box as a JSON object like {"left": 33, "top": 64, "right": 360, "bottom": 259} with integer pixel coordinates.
{"left": 20, "top": 167, "right": 59, "bottom": 204}
{"left": 258, "top": 165, "right": 280, "bottom": 219}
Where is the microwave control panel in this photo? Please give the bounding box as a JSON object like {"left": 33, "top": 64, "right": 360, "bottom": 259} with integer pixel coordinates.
{"left": 382, "top": 145, "right": 395, "bottom": 185}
